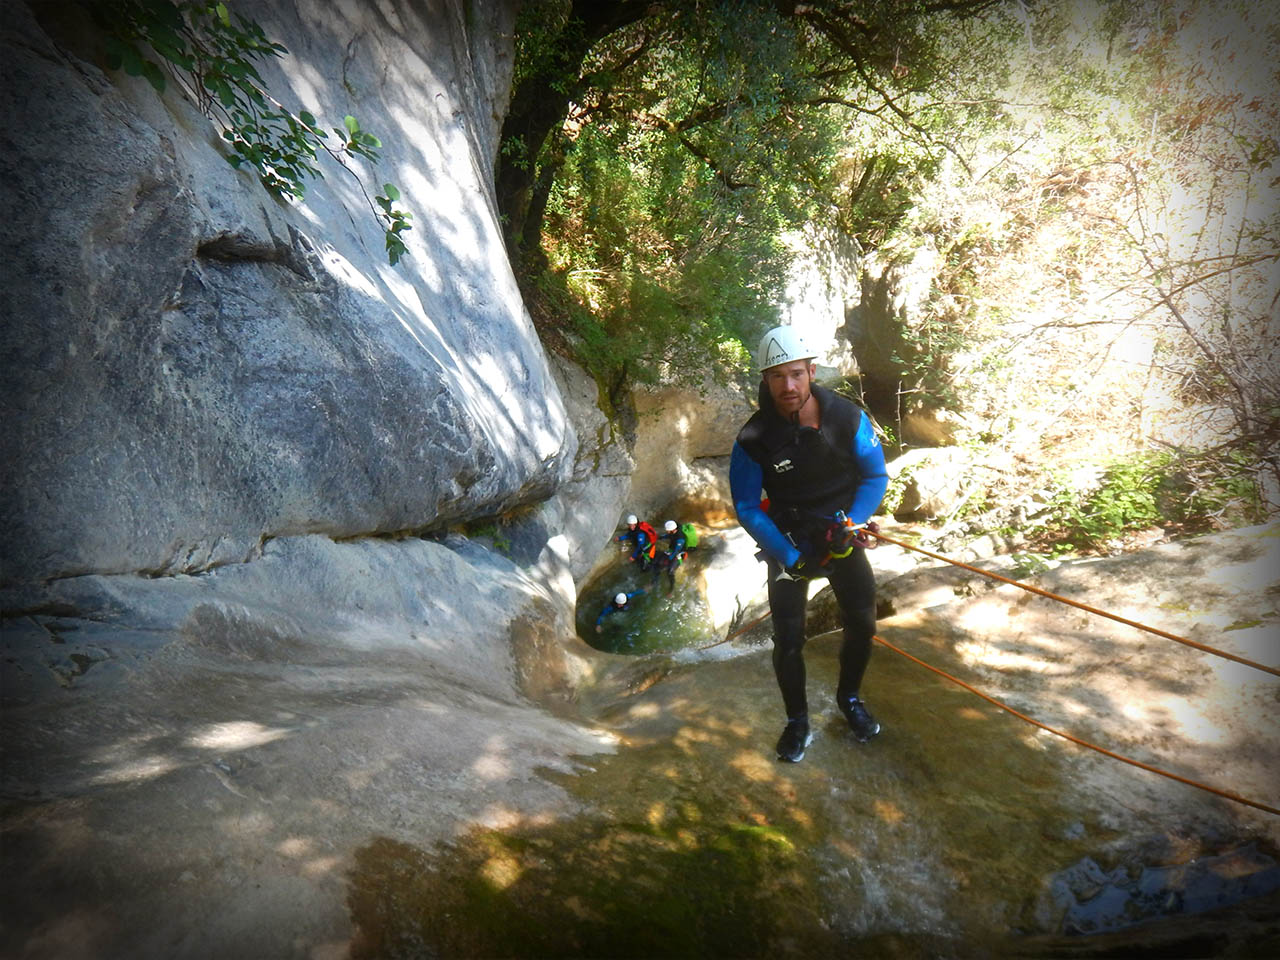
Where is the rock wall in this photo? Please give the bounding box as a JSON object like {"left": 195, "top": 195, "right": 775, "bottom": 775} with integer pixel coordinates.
{"left": 779, "top": 225, "right": 863, "bottom": 379}
{"left": 0, "top": 8, "right": 649, "bottom": 953}
{"left": 1, "top": 0, "right": 571, "bottom": 587}
{"left": 627, "top": 377, "right": 752, "bottom": 524}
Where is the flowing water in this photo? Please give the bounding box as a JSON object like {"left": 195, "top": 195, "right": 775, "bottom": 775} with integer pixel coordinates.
{"left": 349, "top": 589, "right": 1280, "bottom": 957}
{"left": 344, "top": 530, "right": 1280, "bottom": 956}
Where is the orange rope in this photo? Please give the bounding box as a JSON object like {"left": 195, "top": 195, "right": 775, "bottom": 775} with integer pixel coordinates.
{"left": 689, "top": 531, "right": 1277, "bottom": 813}
{"left": 868, "top": 529, "right": 1280, "bottom": 679}
{"left": 697, "top": 611, "right": 771, "bottom": 651}
{"left": 700, "top": 610, "right": 1280, "bottom": 815}
{"left": 871, "top": 632, "right": 1280, "bottom": 817}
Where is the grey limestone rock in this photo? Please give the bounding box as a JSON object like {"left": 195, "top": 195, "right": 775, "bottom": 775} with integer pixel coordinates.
{"left": 0, "top": 0, "right": 568, "bottom": 587}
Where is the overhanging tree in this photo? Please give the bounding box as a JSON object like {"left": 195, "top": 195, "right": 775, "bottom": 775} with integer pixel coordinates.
{"left": 500, "top": 0, "right": 1002, "bottom": 388}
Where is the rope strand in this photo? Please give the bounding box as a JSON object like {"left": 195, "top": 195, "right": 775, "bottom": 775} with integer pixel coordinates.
{"left": 691, "top": 532, "right": 1278, "bottom": 815}
{"left": 871, "top": 633, "right": 1279, "bottom": 817}
{"left": 867, "top": 529, "right": 1280, "bottom": 679}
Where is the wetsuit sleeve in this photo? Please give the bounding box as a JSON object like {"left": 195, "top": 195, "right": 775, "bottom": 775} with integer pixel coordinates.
{"left": 845, "top": 413, "right": 889, "bottom": 525}
{"left": 730, "top": 441, "right": 801, "bottom": 567}
{"left": 595, "top": 604, "right": 611, "bottom": 626}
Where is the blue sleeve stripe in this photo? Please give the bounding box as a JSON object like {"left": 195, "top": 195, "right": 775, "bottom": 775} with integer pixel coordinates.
{"left": 730, "top": 442, "right": 800, "bottom": 567}
{"left": 847, "top": 413, "right": 889, "bottom": 524}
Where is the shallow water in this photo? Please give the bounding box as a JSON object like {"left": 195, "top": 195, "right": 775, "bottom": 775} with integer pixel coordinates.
{"left": 346, "top": 626, "right": 1280, "bottom": 957}
{"left": 1048, "top": 843, "right": 1280, "bottom": 935}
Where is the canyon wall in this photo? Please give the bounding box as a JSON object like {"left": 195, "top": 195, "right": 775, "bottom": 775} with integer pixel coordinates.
{"left": 2, "top": 0, "right": 571, "bottom": 588}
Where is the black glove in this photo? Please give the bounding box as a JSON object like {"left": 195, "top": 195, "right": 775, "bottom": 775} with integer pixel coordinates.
{"left": 826, "top": 521, "right": 857, "bottom": 557}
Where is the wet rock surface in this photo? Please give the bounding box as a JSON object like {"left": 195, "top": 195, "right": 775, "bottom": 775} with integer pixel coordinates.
{"left": 3, "top": 524, "right": 1278, "bottom": 957}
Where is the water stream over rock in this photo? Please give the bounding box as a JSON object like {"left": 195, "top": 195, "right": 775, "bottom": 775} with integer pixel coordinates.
{"left": 4, "top": 524, "right": 1276, "bottom": 957}
{"left": 577, "top": 546, "right": 719, "bottom": 656}
{"left": 345, "top": 620, "right": 1279, "bottom": 956}
{"left": 346, "top": 524, "right": 1280, "bottom": 957}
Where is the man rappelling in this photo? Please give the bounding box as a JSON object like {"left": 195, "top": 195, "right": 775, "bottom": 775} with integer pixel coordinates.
{"left": 730, "top": 325, "right": 889, "bottom": 763}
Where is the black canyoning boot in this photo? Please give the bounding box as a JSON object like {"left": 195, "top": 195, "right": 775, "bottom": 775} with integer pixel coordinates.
{"left": 839, "top": 696, "right": 881, "bottom": 743}
{"left": 775, "top": 718, "right": 813, "bottom": 762}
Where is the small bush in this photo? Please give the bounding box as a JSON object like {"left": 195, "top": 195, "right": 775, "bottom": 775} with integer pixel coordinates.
{"left": 1027, "top": 447, "right": 1265, "bottom": 553}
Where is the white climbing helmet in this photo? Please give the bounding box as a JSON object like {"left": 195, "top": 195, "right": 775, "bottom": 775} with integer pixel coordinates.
{"left": 756, "top": 325, "right": 816, "bottom": 371}
{"left": 615, "top": 592, "right": 628, "bottom": 606}
{"left": 626, "top": 514, "right": 638, "bottom": 525}
{"left": 664, "top": 520, "right": 678, "bottom": 532}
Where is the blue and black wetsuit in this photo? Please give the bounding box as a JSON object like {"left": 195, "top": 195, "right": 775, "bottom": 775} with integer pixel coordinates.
{"left": 595, "top": 589, "right": 646, "bottom": 628}
{"left": 657, "top": 529, "right": 688, "bottom": 587}
{"left": 616, "top": 526, "right": 654, "bottom": 569}
{"left": 729, "top": 382, "right": 888, "bottom": 722}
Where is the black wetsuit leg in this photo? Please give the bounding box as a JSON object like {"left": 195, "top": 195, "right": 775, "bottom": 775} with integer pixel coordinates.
{"left": 766, "top": 566, "right": 810, "bottom": 719}
{"left": 827, "top": 548, "right": 877, "bottom": 702}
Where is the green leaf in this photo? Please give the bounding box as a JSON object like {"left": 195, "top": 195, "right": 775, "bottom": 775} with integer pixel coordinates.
{"left": 120, "top": 46, "right": 145, "bottom": 77}
{"left": 299, "top": 110, "right": 317, "bottom": 128}
{"left": 358, "top": 132, "right": 382, "bottom": 148}
{"left": 104, "top": 35, "right": 126, "bottom": 71}
{"left": 344, "top": 115, "right": 360, "bottom": 135}
{"left": 215, "top": 3, "right": 231, "bottom": 27}
{"left": 382, "top": 182, "right": 400, "bottom": 201}
{"left": 141, "top": 60, "right": 167, "bottom": 93}
{"left": 386, "top": 231, "right": 407, "bottom": 266}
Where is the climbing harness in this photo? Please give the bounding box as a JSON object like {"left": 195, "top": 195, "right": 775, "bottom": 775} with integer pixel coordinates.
{"left": 698, "top": 529, "right": 1280, "bottom": 817}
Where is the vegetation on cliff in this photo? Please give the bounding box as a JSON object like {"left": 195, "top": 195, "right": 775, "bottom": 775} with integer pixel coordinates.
{"left": 503, "top": 0, "right": 1278, "bottom": 543}
{"left": 92, "top": 0, "right": 413, "bottom": 264}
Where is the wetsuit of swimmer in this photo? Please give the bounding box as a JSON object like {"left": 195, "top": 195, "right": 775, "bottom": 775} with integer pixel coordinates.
{"left": 730, "top": 326, "right": 889, "bottom": 763}
{"left": 656, "top": 521, "right": 687, "bottom": 590}
{"left": 616, "top": 516, "right": 655, "bottom": 571}
{"left": 595, "top": 589, "right": 646, "bottom": 633}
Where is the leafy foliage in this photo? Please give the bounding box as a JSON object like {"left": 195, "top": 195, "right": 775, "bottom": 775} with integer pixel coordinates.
{"left": 91, "top": 0, "right": 413, "bottom": 265}
{"left": 836, "top": 0, "right": 1279, "bottom": 525}
{"left": 507, "top": 0, "right": 1001, "bottom": 388}
{"left": 1028, "top": 448, "right": 1265, "bottom": 553}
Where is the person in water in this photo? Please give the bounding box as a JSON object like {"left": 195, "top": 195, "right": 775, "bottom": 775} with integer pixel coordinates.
{"left": 595, "top": 589, "right": 645, "bottom": 633}
{"left": 616, "top": 514, "right": 658, "bottom": 571}
{"left": 655, "top": 520, "right": 688, "bottom": 591}
{"left": 729, "top": 325, "right": 889, "bottom": 763}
